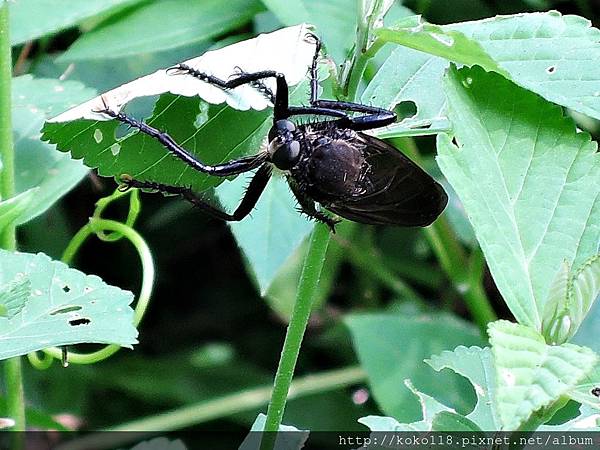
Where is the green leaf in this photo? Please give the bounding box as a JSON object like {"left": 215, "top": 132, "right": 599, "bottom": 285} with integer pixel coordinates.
{"left": 345, "top": 312, "right": 484, "bottom": 421}
{"left": 437, "top": 66, "right": 600, "bottom": 329}
{"left": 568, "top": 363, "right": 600, "bottom": 411}
{"left": 0, "top": 273, "right": 31, "bottom": 319}
{"left": 362, "top": 45, "right": 449, "bottom": 136}
{"left": 216, "top": 174, "right": 314, "bottom": 295}
{"left": 489, "top": 320, "right": 598, "bottom": 430}
{"left": 568, "top": 254, "right": 600, "bottom": 332}
{"left": 538, "top": 405, "right": 600, "bottom": 431}
{"left": 13, "top": 76, "right": 94, "bottom": 224}
{"left": 59, "top": 0, "right": 263, "bottom": 61}
{"left": 0, "top": 249, "right": 137, "bottom": 360}
{"left": 239, "top": 413, "right": 308, "bottom": 450}
{"left": 9, "top": 0, "right": 143, "bottom": 45}
{"left": 541, "top": 260, "right": 571, "bottom": 343}
{"left": 448, "top": 11, "right": 600, "bottom": 121}
{"left": 427, "top": 346, "right": 501, "bottom": 430}
{"left": 376, "top": 16, "right": 507, "bottom": 77}
{"left": 359, "top": 380, "right": 454, "bottom": 432}
{"left": 431, "top": 411, "right": 482, "bottom": 432}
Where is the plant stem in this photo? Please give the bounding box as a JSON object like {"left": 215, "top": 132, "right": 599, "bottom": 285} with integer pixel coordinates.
{"left": 0, "top": 2, "right": 26, "bottom": 443}
{"left": 260, "top": 224, "right": 330, "bottom": 450}
{"left": 56, "top": 365, "right": 365, "bottom": 450}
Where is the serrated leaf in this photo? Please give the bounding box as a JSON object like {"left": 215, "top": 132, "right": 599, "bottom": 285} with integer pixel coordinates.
{"left": 13, "top": 76, "right": 93, "bottom": 224}
{"left": 0, "top": 250, "right": 137, "bottom": 360}
{"left": 448, "top": 11, "right": 600, "bottom": 121}
{"left": 568, "top": 254, "right": 600, "bottom": 331}
{"left": 346, "top": 312, "right": 484, "bottom": 421}
{"left": 59, "top": 0, "right": 262, "bottom": 61}
{"left": 437, "top": 66, "right": 600, "bottom": 329}
{"left": 216, "top": 174, "right": 314, "bottom": 295}
{"left": 239, "top": 413, "right": 308, "bottom": 450}
{"left": 47, "top": 25, "right": 317, "bottom": 121}
{"left": 489, "top": 320, "right": 598, "bottom": 430}
{"left": 359, "top": 380, "right": 454, "bottom": 432}
{"left": 427, "top": 346, "right": 501, "bottom": 430}
{"left": 9, "top": 0, "right": 142, "bottom": 45}
{"left": 0, "top": 274, "right": 31, "bottom": 319}
{"left": 376, "top": 16, "right": 507, "bottom": 76}
{"left": 541, "top": 261, "right": 570, "bottom": 343}
{"left": 368, "top": 12, "right": 600, "bottom": 138}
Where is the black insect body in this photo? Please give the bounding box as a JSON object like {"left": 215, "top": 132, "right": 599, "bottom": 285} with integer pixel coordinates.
{"left": 592, "top": 387, "right": 600, "bottom": 398}
{"left": 100, "top": 34, "right": 448, "bottom": 231}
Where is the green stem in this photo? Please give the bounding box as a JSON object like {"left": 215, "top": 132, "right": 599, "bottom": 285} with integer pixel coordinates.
{"left": 56, "top": 366, "right": 365, "bottom": 450}
{"left": 1, "top": 2, "right": 26, "bottom": 442}
{"left": 260, "top": 224, "right": 330, "bottom": 450}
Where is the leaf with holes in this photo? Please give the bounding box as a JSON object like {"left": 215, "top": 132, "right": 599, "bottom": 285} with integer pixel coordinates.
{"left": 489, "top": 320, "right": 598, "bottom": 430}
{"left": 437, "top": 66, "right": 600, "bottom": 329}
{"left": 41, "top": 26, "right": 317, "bottom": 193}
{"left": 427, "top": 346, "right": 501, "bottom": 430}
{"left": 0, "top": 250, "right": 137, "bottom": 360}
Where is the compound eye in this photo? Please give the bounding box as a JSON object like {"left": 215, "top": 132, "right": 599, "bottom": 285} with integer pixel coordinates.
{"left": 271, "top": 140, "right": 301, "bottom": 170}
{"left": 275, "top": 119, "right": 296, "bottom": 132}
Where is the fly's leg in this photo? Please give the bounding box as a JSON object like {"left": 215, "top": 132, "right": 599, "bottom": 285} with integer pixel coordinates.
{"left": 119, "top": 164, "right": 272, "bottom": 222}
{"left": 289, "top": 180, "right": 340, "bottom": 232}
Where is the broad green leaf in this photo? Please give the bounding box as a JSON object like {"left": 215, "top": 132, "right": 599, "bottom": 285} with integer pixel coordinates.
{"left": 0, "top": 249, "right": 137, "bottom": 360}
{"left": 437, "top": 66, "right": 600, "bottom": 329}
{"left": 427, "top": 346, "right": 501, "bottom": 430}
{"left": 359, "top": 380, "right": 453, "bottom": 432}
{"left": 216, "top": 174, "right": 314, "bottom": 295}
{"left": 9, "top": 0, "right": 143, "bottom": 45}
{"left": 0, "top": 273, "right": 31, "bottom": 319}
{"left": 448, "top": 11, "right": 600, "bottom": 121}
{"left": 362, "top": 45, "right": 449, "bottom": 136}
{"left": 346, "top": 312, "right": 484, "bottom": 421}
{"left": 431, "top": 411, "right": 482, "bottom": 432}
{"left": 376, "top": 16, "right": 507, "bottom": 77}
{"left": 239, "top": 413, "right": 308, "bottom": 450}
{"left": 13, "top": 76, "right": 93, "bottom": 224}
{"left": 59, "top": 0, "right": 263, "bottom": 61}
{"left": 489, "top": 320, "right": 598, "bottom": 430}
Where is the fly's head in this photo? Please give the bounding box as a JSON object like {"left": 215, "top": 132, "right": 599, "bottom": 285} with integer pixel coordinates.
{"left": 267, "top": 119, "right": 301, "bottom": 170}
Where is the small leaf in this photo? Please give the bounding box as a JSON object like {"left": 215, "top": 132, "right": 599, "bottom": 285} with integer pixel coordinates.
{"left": 376, "top": 16, "right": 507, "bottom": 77}
{"left": 0, "top": 274, "right": 31, "bottom": 319}
{"left": 239, "top": 413, "right": 308, "bottom": 450}
{"left": 568, "top": 254, "right": 600, "bottom": 333}
{"left": 538, "top": 405, "right": 600, "bottom": 431}
{"left": 59, "top": 0, "right": 262, "bottom": 61}
{"left": 0, "top": 250, "right": 137, "bottom": 360}
{"left": 427, "top": 346, "right": 501, "bottom": 430}
{"left": 542, "top": 260, "right": 571, "bottom": 344}
{"left": 489, "top": 320, "right": 598, "bottom": 430}
{"left": 359, "top": 380, "right": 454, "bottom": 432}
{"left": 346, "top": 312, "right": 484, "bottom": 421}
{"left": 438, "top": 66, "right": 600, "bottom": 329}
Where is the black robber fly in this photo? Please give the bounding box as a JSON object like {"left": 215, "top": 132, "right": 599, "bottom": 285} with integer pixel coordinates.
{"left": 98, "top": 34, "right": 447, "bottom": 231}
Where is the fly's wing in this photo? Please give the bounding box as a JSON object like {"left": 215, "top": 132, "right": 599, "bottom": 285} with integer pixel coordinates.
{"left": 326, "top": 133, "right": 448, "bottom": 226}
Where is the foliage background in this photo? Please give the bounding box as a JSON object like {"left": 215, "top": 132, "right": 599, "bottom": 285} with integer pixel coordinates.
{"left": 3, "top": 0, "right": 600, "bottom": 447}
